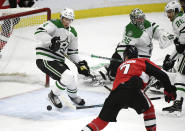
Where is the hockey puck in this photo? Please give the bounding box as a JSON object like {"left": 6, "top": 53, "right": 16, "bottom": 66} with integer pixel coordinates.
{"left": 47, "top": 105, "right": 52, "bottom": 111}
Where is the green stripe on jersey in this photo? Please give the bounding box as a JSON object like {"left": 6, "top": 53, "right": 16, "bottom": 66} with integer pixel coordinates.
{"left": 36, "top": 52, "right": 64, "bottom": 62}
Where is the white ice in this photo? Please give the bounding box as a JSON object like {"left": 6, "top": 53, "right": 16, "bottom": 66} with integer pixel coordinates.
{"left": 0, "top": 12, "right": 185, "bottom": 131}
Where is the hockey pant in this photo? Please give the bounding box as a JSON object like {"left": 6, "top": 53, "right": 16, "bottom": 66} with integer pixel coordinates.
{"left": 0, "top": 18, "right": 20, "bottom": 50}
{"left": 86, "top": 82, "right": 156, "bottom": 131}
{"left": 173, "top": 72, "right": 185, "bottom": 101}
{"left": 36, "top": 59, "right": 78, "bottom": 98}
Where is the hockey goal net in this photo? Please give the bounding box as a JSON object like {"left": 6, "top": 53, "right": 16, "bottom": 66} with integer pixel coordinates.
{"left": 0, "top": 8, "right": 51, "bottom": 87}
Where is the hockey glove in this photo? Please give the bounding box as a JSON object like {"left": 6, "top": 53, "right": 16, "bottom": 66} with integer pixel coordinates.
{"left": 164, "top": 85, "right": 177, "bottom": 103}
{"left": 174, "top": 37, "right": 185, "bottom": 54}
{"left": 77, "top": 60, "right": 90, "bottom": 76}
{"left": 49, "top": 36, "right": 61, "bottom": 52}
{"left": 162, "top": 54, "right": 175, "bottom": 71}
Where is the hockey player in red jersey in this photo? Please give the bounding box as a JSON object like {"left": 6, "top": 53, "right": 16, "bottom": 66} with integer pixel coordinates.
{"left": 81, "top": 45, "right": 177, "bottom": 131}
{"left": 0, "top": 0, "right": 35, "bottom": 58}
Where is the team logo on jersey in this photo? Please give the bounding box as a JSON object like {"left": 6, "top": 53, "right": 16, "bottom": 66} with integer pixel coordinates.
{"left": 60, "top": 37, "right": 69, "bottom": 52}
{"left": 127, "top": 31, "right": 133, "bottom": 37}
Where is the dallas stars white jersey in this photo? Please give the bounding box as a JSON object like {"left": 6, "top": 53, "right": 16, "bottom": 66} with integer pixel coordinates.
{"left": 34, "top": 19, "right": 80, "bottom": 63}
{"left": 116, "top": 20, "right": 174, "bottom": 59}
{"left": 171, "top": 12, "right": 185, "bottom": 74}
{"left": 172, "top": 12, "right": 185, "bottom": 46}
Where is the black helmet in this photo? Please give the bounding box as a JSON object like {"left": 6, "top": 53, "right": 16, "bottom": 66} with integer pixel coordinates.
{"left": 123, "top": 45, "right": 138, "bottom": 59}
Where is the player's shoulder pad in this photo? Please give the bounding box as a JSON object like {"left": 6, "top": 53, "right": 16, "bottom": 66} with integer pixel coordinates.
{"left": 172, "top": 11, "right": 184, "bottom": 23}
{"left": 50, "top": 19, "right": 64, "bottom": 28}
{"left": 70, "top": 26, "right": 77, "bottom": 37}
{"left": 143, "top": 19, "right": 151, "bottom": 29}
{"left": 125, "top": 22, "right": 143, "bottom": 38}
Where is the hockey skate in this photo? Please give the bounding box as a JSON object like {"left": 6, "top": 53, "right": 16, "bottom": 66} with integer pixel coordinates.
{"left": 69, "top": 96, "right": 85, "bottom": 106}
{"left": 81, "top": 126, "right": 92, "bottom": 131}
{"left": 162, "top": 97, "right": 183, "bottom": 116}
{"left": 48, "top": 91, "right": 62, "bottom": 108}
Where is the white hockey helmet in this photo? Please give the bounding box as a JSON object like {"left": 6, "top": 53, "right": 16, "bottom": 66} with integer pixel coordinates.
{"left": 165, "top": 1, "right": 181, "bottom": 14}
{"left": 61, "top": 8, "right": 75, "bottom": 20}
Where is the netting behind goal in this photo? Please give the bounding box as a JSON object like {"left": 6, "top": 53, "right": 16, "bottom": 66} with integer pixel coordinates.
{"left": 0, "top": 8, "right": 51, "bottom": 87}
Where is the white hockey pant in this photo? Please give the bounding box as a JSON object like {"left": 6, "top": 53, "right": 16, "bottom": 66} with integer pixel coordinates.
{"left": 51, "top": 69, "right": 78, "bottom": 98}
{"left": 174, "top": 72, "right": 185, "bottom": 101}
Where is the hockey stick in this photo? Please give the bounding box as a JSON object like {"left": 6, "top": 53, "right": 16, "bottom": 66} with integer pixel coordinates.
{"left": 80, "top": 52, "right": 122, "bottom": 62}
{"left": 60, "top": 51, "right": 95, "bottom": 79}
{"left": 76, "top": 104, "right": 103, "bottom": 109}
{"left": 90, "top": 54, "right": 122, "bottom": 62}
{"left": 150, "top": 96, "right": 163, "bottom": 100}
{"left": 61, "top": 51, "right": 113, "bottom": 92}
{"left": 76, "top": 96, "right": 163, "bottom": 109}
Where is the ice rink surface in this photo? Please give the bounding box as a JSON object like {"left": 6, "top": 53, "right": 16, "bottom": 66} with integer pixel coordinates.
{"left": 0, "top": 12, "right": 185, "bottom": 131}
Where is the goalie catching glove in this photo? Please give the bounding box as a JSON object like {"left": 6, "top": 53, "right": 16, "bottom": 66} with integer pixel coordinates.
{"left": 77, "top": 60, "right": 90, "bottom": 76}
{"left": 164, "top": 85, "right": 177, "bottom": 103}
{"left": 49, "top": 36, "right": 61, "bottom": 52}
{"left": 162, "top": 54, "right": 175, "bottom": 71}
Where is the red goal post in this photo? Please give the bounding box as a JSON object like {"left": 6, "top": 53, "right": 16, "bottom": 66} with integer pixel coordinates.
{"left": 0, "top": 8, "right": 51, "bottom": 87}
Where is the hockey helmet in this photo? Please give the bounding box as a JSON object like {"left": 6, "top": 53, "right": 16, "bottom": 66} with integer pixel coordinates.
{"left": 130, "top": 8, "right": 145, "bottom": 30}
{"left": 123, "top": 45, "right": 138, "bottom": 60}
{"left": 61, "top": 8, "right": 75, "bottom": 20}
{"left": 165, "top": 1, "right": 181, "bottom": 20}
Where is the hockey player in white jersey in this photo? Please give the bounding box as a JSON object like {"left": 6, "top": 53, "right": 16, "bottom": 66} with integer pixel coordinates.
{"left": 34, "top": 8, "right": 90, "bottom": 108}
{"left": 162, "top": 1, "right": 185, "bottom": 115}
{"left": 98, "top": 8, "right": 174, "bottom": 86}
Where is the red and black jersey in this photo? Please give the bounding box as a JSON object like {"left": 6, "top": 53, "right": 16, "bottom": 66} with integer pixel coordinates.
{"left": 113, "top": 58, "right": 172, "bottom": 91}
{"left": 0, "top": 0, "right": 19, "bottom": 9}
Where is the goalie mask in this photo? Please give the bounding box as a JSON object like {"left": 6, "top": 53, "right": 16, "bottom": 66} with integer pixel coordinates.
{"left": 165, "top": 1, "right": 181, "bottom": 21}
{"left": 123, "top": 45, "right": 138, "bottom": 60}
{"left": 130, "top": 8, "right": 145, "bottom": 30}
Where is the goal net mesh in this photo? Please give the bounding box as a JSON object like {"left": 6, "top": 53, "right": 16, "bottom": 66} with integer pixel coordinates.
{"left": 0, "top": 8, "right": 51, "bottom": 87}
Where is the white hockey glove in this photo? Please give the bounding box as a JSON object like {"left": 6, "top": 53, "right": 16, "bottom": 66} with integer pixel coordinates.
{"left": 49, "top": 36, "right": 61, "bottom": 52}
